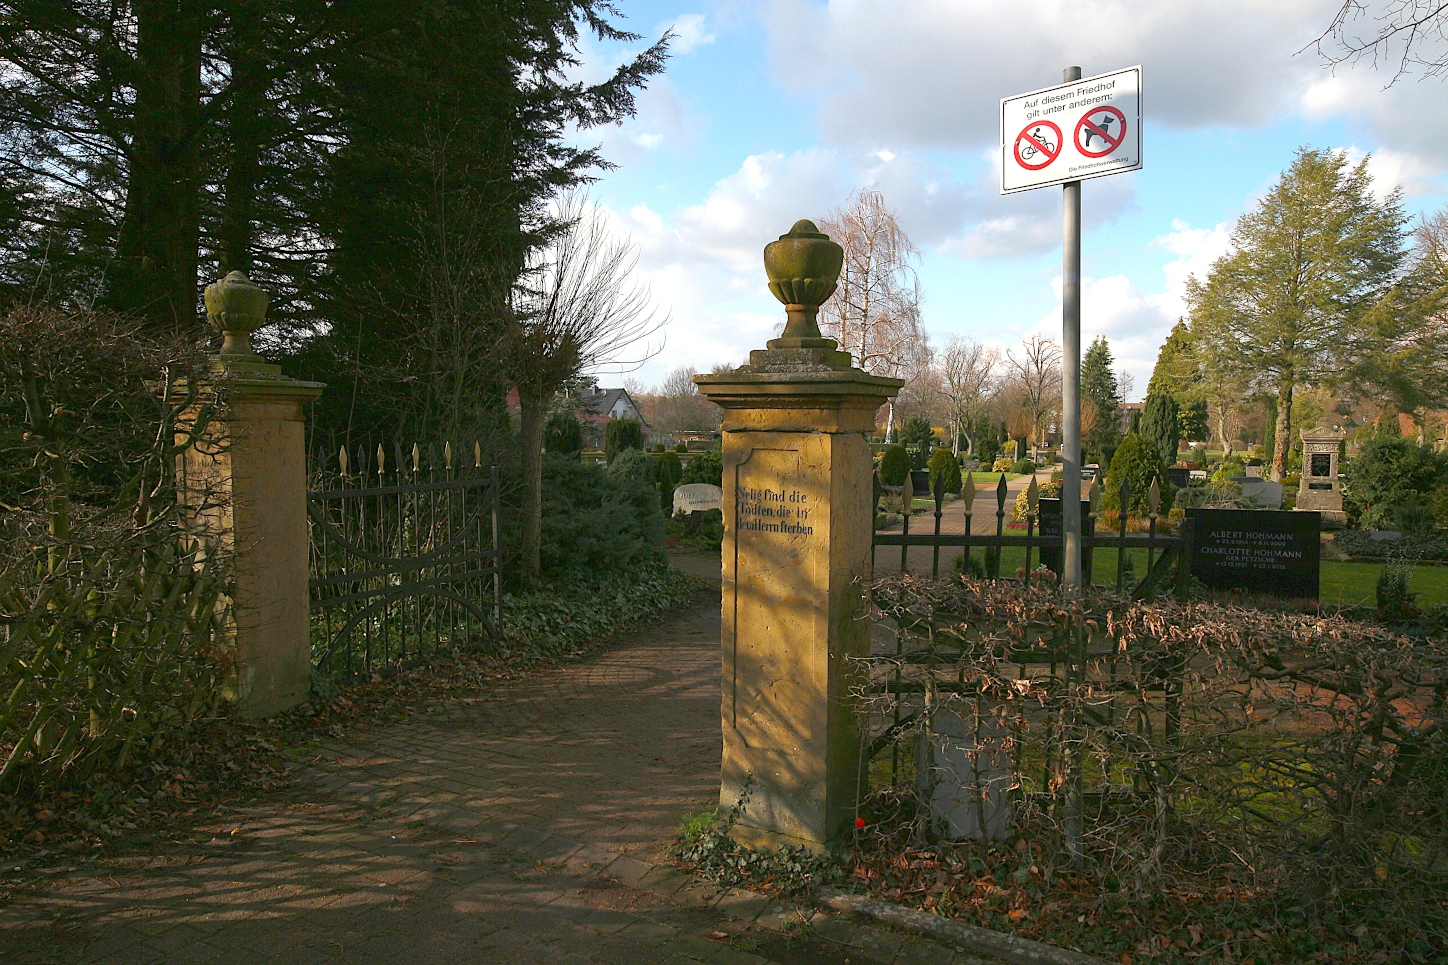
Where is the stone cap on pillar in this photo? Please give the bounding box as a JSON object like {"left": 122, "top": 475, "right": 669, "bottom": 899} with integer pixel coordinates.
{"left": 168, "top": 272, "right": 324, "bottom": 408}
{"left": 693, "top": 219, "right": 901, "bottom": 433}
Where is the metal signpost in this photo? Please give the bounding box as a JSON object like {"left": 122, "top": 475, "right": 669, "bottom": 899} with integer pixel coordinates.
{"left": 1000, "top": 65, "right": 1142, "bottom": 591}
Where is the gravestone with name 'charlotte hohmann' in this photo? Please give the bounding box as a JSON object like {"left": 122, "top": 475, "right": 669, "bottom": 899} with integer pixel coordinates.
{"left": 1186, "top": 508, "right": 1321, "bottom": 599}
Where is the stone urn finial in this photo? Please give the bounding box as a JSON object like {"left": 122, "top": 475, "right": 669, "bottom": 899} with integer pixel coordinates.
{"left": 205, "top": 270, "right": 268, "bottom": 359}
{"left": 763, "top": 220, "right": 843, "bottom": 348}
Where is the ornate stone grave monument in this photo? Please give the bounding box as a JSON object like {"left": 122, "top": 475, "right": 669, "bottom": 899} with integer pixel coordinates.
{"left": 694, "top": 221, "right": 902, "bottom": 851}
{"left": 1297, "top": 426, "right": 1348, "bottom": 526}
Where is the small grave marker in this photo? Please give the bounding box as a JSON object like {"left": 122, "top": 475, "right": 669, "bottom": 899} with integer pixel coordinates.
{"left": 1038, "top": 497, "right": 1093, "bottom": 577}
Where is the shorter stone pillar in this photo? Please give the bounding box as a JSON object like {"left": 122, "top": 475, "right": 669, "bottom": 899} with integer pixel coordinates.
{"left": 695, "top": 221, "right": 901, "bottom": 851}
{"left": 1296, "top": 426, "right": 1347, "bottom": 527}
{"left": 174, "top": 272, "right": 324, "bottom": 716}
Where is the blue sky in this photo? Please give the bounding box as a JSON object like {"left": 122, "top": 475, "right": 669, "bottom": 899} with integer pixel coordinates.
{"left": 573, "top": 0, "right": 1448, "bottom": 399}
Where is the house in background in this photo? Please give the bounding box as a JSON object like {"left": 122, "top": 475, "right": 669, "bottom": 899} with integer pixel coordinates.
{"left": 1115, "top": 401, "right": 1144, "bottom": 433}
{"left": 505, "top": 384, "right": 649, "bottom": 450}
{"left": 575, "top": 387, "right": 648, "bottom": 450}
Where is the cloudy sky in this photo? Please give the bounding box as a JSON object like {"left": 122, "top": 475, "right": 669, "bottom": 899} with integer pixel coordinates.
{"left": 574, "top": 0, "right": 1448, "bottom": 399}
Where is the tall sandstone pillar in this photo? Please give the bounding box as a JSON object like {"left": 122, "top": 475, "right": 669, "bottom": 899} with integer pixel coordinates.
{"left": 174, "top": 272, "right": 324, "bottom": 716}
{"left": 695, "top": 221, "right": 902, "bottom": 851}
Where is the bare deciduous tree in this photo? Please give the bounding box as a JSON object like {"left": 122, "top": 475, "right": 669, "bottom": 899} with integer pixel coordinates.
{"left": 637, "top": 365, "right": 722, "bottom": 434}
{"left": 937, "top": 335, "right": 1000, "bottom": 456}
{"left": 817, "top": 187, "right": 927, "bottom": 441}
{"left": 502, "top": 195, "right": 664, "bottom": 579}
{"left": 1314, "top": 0, "right": 1448, "bottom": 82}
{"left": 1006, "top": 334, "right": 1063, "bottom": 459}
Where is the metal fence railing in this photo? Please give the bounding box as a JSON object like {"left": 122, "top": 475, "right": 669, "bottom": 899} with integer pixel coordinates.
{"left": 307, "top": 441, "right": 501, "bottom": 677}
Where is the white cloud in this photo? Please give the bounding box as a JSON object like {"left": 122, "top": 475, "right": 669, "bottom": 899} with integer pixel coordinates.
{"left": 765, "top": 0, "right": 1334, "bottom": 149}
{"left": 1002, "top": 218, "right": 1235, "bottom": 398}
{"left": 1147, "top": 219, "right": 1233, "bottom": 320}
{"left": 760, "top": 0, "right": 1448, "bottom": 179}
{"left": 586, "top": 151, "right": 854, "bottom": 383}
{"left": 665, "top": 13, "right": 717, "bottom": 54}
{"left": 1340, "top": 145, "right": 1445, "bottom": 199}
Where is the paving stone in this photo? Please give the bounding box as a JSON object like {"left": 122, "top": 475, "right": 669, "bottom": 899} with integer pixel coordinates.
{"left": 1, "top": 589, "right": 962, "bottom": 965}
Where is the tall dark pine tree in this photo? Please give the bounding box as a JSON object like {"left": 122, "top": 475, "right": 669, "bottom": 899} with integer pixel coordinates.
{"left": 1140, "top": 389, "right": 1180, "bottom": 468}
{"left": 309, "top": 0, "right": 668, "bottom": 442}
{"left": 1080, "top": 336, "right": 1122, "bottom": 465}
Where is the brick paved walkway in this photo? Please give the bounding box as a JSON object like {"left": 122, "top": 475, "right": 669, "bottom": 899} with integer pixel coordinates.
{"left": 874, "top": 472, "right": 1043, "bottom": 576}
{"left": 0, "top": 554, "right": 991, "bottom": 965}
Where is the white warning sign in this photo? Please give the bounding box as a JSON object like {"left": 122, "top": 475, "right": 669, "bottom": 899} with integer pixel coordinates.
{"left": 1000, "top": 66, "right": 1142, "bottom": 194}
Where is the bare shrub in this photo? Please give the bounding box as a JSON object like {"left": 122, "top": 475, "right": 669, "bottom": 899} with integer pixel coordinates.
{"left": 860, "top": 575, "right": 1447, "bottom": 959}
{"left": 0, "top": 307, "right": 230, "bottom": 799}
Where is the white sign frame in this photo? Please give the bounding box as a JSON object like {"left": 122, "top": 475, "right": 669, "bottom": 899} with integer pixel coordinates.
{"left": 1000, "top": 66, "right": 1142, "bottom": 194}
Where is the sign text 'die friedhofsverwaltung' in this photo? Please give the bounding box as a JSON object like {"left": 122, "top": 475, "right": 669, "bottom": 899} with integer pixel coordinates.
{"left": 1000, "top": 66, "right": 1142, "bottom": 194}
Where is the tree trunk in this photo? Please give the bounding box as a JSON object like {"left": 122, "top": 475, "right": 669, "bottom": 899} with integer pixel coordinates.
{"left": 518, "top": 387, "right": 547, "bottom": 580}
{"left": 1271, "top": 383, "right": 1294, "bottom": 481}
{"left": 220, "top": 2, "right": 265, "bottom": 274}
{"left": 885, "top": 400, "right": 895, "bottom": 443}
{"left": 110, "top": 0, "right": 206, "bottom": 330}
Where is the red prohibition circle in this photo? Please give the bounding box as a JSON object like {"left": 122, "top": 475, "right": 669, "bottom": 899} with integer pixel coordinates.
{"left": 1013, "top": 121, "right": 1062, "bottom": 171}
{"left": 1073, "top": 106, "right": 1126, "bottom": 158}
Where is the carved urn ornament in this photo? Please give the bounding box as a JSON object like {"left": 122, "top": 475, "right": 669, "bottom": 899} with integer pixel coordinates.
{"left": 205, "top": 270, "right": 268, "bottom": 359}
{"left": 762, "top": 220, "right": 843, "bottom": 348}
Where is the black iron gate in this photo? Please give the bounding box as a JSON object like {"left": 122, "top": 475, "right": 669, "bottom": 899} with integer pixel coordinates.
{"left": 307, "top": 441, "right": 501, "bottom": 676}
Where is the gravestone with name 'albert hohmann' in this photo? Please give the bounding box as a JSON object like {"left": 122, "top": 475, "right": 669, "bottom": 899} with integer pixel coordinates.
{"left": 1186, "top": 508, "right": 1321, "bottom": 599}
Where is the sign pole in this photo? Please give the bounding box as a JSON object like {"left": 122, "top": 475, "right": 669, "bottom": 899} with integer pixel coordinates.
{"left": 1060, "top": 65, "right": 1083, "bottom": 593}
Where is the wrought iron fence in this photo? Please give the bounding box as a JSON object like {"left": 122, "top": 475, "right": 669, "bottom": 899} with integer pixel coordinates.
{"left": 307, "top": 440, "right": 501, "bottom": 677}
{"left": 872, "top": 469, "right": 1192, "bottom": 596}
{"left": 866, "top": 469, "right": 1194, "bottom": 806}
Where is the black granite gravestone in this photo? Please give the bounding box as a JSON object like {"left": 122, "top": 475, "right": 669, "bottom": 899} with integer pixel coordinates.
{"left": 1185, "top": 508, "right": 1321, "bottom": 598}
{"left": 1039, "top": 497, "right": 1094, "bottom": 580}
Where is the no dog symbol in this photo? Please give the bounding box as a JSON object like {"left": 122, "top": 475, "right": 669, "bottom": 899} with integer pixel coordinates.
{"left": 1013, "top": 121, "right": 1062, "bottom": 171}
{"left": 1074, "top": 106, "right": 1126, "bottom": 158}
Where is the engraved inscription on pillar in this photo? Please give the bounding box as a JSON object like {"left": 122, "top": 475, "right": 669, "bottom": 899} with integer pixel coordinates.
{"left": 731, "top": 447, "right": 817, "bottom": 750}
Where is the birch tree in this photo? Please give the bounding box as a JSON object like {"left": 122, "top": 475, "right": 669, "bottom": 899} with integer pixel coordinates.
{"left": 817, "top": 187, "right": 927, "bottom": 441}
{"left": 937, "top": 335, "right": 999, "bottom": 456}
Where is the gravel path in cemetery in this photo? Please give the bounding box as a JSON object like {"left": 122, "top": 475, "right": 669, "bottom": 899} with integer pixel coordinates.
{"left": 0, "top": 552, "right": 992, "bottom": 965}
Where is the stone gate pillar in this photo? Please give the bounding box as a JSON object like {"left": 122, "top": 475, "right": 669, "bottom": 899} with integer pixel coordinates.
{"left": 694, "top": 221, "right": 902, "bottom": 851}
{"left": 173, "top": 272, "right": 324, "bottom": 716}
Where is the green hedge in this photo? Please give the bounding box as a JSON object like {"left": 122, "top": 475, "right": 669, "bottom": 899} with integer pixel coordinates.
{"left": 501, "top": 562, "right": 699, "bottom": 657}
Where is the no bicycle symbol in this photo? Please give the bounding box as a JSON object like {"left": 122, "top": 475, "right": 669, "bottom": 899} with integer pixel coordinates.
{"left": 1013, "top": 121, "right": 1062, "bottom": 171}
{"left": 1074, "top": 106, "right": 1126, "bottom": 158}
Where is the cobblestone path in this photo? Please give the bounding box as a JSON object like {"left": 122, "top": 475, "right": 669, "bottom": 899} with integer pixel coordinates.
{"left": 0, "top": 555, "right": 989, "bottom": 965}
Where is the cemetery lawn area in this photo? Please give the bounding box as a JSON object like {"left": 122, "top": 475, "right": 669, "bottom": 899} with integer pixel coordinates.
{"left": 962, "top": 547, "right": 1448, "bottom": 606}
{"left": 1320, "top": 559, "right": 1448, "bottom": 606}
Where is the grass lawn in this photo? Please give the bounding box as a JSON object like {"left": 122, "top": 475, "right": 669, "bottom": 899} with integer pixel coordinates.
{"left": 954, "top": 545, "right": 1448, "bottom": 607}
